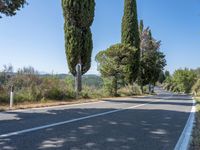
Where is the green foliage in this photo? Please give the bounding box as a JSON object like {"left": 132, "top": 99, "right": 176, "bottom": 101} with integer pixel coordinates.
{"left": 80, "top": 86, "right": 105, "bottom": 99}
{"left": 0, "top": 87, "right": 9, "bottom": 103}
{"left": 163, "top": 69, "right": 197, "bottom": 93}
{"left": 0, "top": 65, "right": 108, "bottom": 103}
{"left": 164, "top": 70, "right": 170, "bottom": 78}
{"left": 122, "top": 0, "right": 140, "bottom": 49}
{"left": 163, "top": 76, "right": 173, "bottom": 91}
{"left": 121, "top": 0, "right": 140, "bottom": 82}
{"left": 82, "top": 75, "right": 103, "bottom": 89}
{"left": 96, "top": 44, "right": 138, "bottom": 96}
{"left": 158, "top": 71, "right": 166, "bottom": 84}
{"left": 139, "top": 27, "right": 166, "bottom": 86}
{"left": 173, "top": 69, "right": 197, "bottom": 93}
{"left": 101, "top": 77, "right": 115, "bottom": 96}
{"left": 0, "top": 0, "right": 27, "bottom": 18}
{"left": 192, "top": 79, "right": 200, "bottom": 96}
{"left": 96, "top": 44, "right": 137, "bottom": 83}
{"left": 62, "top": 0, "right": 95, "bottom": 76}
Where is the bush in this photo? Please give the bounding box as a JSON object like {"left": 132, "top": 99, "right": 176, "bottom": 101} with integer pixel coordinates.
{"left": 163, "top": 69, "right": 197, "bottom": 93}
{"left": 0, "top": 87, "right": 9, "bottom": 103}
{"left": 118, "top": 84, "right": 142, "bottom": 96}
{"left": 39, "top": 77, "right": 75, "bottom": 100}
{"left": 102, "top": 78, "right": 116, "bottom": 96}
{"left": 80, "top": 86, "right": 107, "bottom": 99}
{"left": 192, "top": 79, "right": 200, "bottom": 96}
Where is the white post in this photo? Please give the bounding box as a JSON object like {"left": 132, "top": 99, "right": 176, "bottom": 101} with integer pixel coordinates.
{"left": 75, "top": 64, "right": 82, "bottom": 99}
{"left": 10, "top": 86, "right": 14, "bottom": 109}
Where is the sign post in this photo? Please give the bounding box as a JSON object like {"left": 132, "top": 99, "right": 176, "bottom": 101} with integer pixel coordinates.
{"left": 75, "top": 64, "right": 82, "bottom": 99}
{"left": 10, "top": 85, "right": 14, "bottom": 109}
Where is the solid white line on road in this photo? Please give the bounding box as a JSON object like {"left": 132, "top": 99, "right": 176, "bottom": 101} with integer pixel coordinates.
{"left": 0, "top": 100, "right": 161, "bottom": 138}
{"left": 174, "top": 99, "right": 196, "bottom": 150}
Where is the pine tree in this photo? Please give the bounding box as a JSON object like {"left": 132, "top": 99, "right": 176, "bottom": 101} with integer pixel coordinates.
{"left": 62, "top": 0, "right": 95, "bottom": 92}
{"left": 96, "top": 44, "right": 137, "bottom": 96}
{"left": 121, "top": 0, "right": 140, "bottom": 83}
{"left": 0, "top": 0, "right": 27, "bottom": 18}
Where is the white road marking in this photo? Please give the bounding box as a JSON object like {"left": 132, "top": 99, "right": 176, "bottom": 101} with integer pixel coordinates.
{"left": 174, "top": 98, "right": 196, "bottom": 150}
{"left": 0, "top": 100, "right": 161, "bottom": 138}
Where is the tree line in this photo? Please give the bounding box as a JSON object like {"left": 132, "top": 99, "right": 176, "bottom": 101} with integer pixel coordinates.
{"left": 1, "top": 0, "right": 166, "bottom": 97}
{"left": 163, "top": 68, "right": 200, "bottom": 96}
{"left": 62, "top": 0, "right": 166, "bottom": 96}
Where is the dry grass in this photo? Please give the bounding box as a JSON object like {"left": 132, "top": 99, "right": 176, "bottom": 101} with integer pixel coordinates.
{"left": 0, "top": 98, "right": 100, "bottom": 112}
{"left": 0, "top": 94, "right": 150, "bottom": 112}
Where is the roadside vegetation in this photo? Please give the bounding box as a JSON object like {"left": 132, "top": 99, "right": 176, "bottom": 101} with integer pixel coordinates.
{"left": 0, "top": 0, "right": 167, "bottom": 109}
{"left": 0, "top": 65, "right": 103, "bottom": 104}
{"left": 190, "top": 97, "right": 200, "bottom": 150}
{"left": 163, "top": 68, "right": 200, "bottom": 95}
{"left": 162, "top": 68, "right": 200, "bottom": 150}
{"left": 0, "top": 65, "right": 145, "bottom": 106}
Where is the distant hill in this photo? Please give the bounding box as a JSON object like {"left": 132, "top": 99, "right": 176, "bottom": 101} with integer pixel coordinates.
{"left": 39, "top": 74, "right": 103, "bottom": 88}
{"left": 82, "top": 74, "right": 103, "bottom": 88}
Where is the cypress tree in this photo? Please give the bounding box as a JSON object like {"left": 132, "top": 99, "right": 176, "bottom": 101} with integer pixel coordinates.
{"left": 121, "top": 0, "right": 140, "bottom": 83}
{"left": 139, "top": 20, "right": 144, "bottom": 36}
{"left": 62, "top": 0, "right": 95, "bottom": 92}
{"left": 122, "top": 0, "right": 140, "bottom": 49}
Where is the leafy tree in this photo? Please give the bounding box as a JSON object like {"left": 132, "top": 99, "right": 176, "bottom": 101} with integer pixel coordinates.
{"left": 121, "top": 0, "right": 140, "bottom": 83}
{"left": 0, "top": 0, "right": 27, "bottom": 18}
{"left": 192, "top": 68, "right": 200, "bottom": 78}
{"left": 164, "top": 69, "right": 197, "bottom": 93}
{"left": 62, "top": 0, "right": 95, "bottom": 92}
{"left": 139, "top": 26, "right": 166, "bottom": 90}
{"left": 173, "top": 69, "right": 197, "bottom": 93}
{"left": 96, "top": 44, "right": 137, "bottom": 96}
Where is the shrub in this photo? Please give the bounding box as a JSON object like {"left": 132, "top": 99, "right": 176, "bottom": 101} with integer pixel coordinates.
{"left": 102, "top": 78, "right": 116, "bottom": 96}
{"left": 192, "top": 79, "right": 200, "bottom": 96}
{"left": 0, "top": 88, "right": 9, "bottom": 103}
{"left": 39, "top": 77, "right": 74, "bottom": 100}
{"left": 163, "top": 69, "right": 197, "bottom": 93}
{"left": 80, "top": 86, "right": 107, "bottom": 99}
{"left": 118, "top": 84, "right": 142, "bottom": 96}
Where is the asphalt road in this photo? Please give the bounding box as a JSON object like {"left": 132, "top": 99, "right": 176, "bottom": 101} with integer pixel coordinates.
{"left": 0, "top": 88, "right": 193, "bottom": 150}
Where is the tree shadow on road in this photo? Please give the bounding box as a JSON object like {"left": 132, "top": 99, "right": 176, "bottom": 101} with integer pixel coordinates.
{"left": 0, "top": 98, "right": 193, "bottom": 150}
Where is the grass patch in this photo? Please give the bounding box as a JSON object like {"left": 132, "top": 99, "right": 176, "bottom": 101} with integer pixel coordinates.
{"left": 0, "top": 98, "right": 101, "bottom": 112}
{"left": 190, "top": 97, "right": 200, "bottom": 150}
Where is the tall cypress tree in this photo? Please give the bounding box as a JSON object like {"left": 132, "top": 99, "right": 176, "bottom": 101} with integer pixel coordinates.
{"left": 62, "top": 0, "right": 95, "bottom": 92}
{"left": 121, "top": 0, "right": 140, "bottom": 83}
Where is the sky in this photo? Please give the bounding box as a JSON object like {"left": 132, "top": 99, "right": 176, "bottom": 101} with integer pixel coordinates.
{"left": 0, "top": 0, "right": 200, "bottom": 74}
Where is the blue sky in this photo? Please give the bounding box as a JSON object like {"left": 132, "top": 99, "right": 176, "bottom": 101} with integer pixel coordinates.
{"left": 0, "top": 0, "right": 200, "bottom": 74}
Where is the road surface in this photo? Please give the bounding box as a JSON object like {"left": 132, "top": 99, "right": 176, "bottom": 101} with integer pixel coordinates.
{"left": 0, "top": 88, "right": 193, "bottom": 150}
